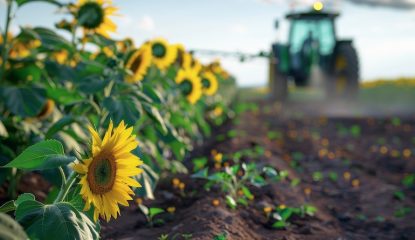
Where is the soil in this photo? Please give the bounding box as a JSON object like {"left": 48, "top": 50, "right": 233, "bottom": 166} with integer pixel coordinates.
{"left": 2, "top": 98, "right": 415, "bottom": 240}
{"left": 101, "top": 99, "right": 415, "bottom": 240}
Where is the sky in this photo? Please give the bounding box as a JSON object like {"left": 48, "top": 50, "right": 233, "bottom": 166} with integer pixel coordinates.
{"left": 1, "top": 0, "right": 414, "bottom": 86}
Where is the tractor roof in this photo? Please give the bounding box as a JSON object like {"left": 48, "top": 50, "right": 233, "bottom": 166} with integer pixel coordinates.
{"left": 286, "top": 10, "right": 339, "bottom": 20}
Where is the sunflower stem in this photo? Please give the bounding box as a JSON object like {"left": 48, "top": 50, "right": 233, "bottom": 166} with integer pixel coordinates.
{"left": 0, "top": 0, "right": 13, "bottom": 82}
{"left": 54, "top": 171, "right": 78, "bottom": 203}
{"left": 58, "top": 167, "right": 67, "bottom": 186}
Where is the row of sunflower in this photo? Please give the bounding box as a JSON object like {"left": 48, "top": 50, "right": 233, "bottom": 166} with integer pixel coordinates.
{"left": 0, "top": 0, "right": 237, "bottom": 239}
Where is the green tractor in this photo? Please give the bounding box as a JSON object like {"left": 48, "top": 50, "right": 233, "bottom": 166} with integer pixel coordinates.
{"left": 269, "top": 6, "right": 359, "bottom": 101}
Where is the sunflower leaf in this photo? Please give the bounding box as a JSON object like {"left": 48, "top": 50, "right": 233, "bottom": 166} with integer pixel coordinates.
{"left": 0, "top": 86, "right": 46, "bottom": 118}
{"left": 15, "top": 200, "right": 99, "bottom": 240}
{"left": 15, "top": 0, "right": 63, "bottom": 7}
{"left": 2, "top": 140, "right": 76, "bottom": 170}
{"left": 142, "top": 103, "right": 168, "bottom": 135}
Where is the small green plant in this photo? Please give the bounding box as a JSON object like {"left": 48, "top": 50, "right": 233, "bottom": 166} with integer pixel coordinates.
{"left": 213, "top": 232, "right": 228, "bottom": 240}
{"left": 328, "top": 172, "right": 338, "bottom": 182}
{"left": 394, "top": 206, "right": 412, "bottom": 218}
{"left": 158, "top": 234, "right": 169, "bottom": 240}
{"left": 192, "top": 157, "right": 208, "bottom": 172}
{"left": 162, "top": 233, "right": 194, "bottom": 240}
{"left": 267, "top": 204, "right": 317, "bottom": 229}
{"left": 193, "top": 163, "right": 278, "bottom": 209}
{"left": 267, "top": 131, "right": 282, "bottom": 141}
{"left": 138, "top": 205, "right": 165, "bottom": 227}
{"left": 312, "top": 171, "right": 324, "bottom": 182}
{"left": 394, "top": 190, "right": 405, "bottom": 201}
{"left": 290, "top": 178, "right": 301, "bottom": 187}
{"left": 402, "top": 174, "right": 415, "bottom": 187}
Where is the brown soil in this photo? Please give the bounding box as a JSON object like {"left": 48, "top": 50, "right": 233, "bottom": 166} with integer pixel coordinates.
{"left": 101, "top": 100, "right": 415, "bottom": 240}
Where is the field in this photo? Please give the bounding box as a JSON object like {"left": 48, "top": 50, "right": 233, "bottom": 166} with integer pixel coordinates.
{"left": 99, "top": 83, "right": 415, "bottom": 239}
{"left": 1, "top": 1, "right": 415, "bottom": 239}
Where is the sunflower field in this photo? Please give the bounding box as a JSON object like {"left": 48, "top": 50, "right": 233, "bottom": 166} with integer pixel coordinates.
{"left": 0, "top": 0, "right": 236, "bottom": 238}
{"left": 3, "top": 0, "right": 415, "bottom": 239}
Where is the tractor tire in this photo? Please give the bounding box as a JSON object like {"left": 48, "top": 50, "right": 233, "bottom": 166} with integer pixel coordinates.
{"left": 269, "top": 57, "right": 288, "bottom": 102}
{"left": 327, "top": 41, "right": 359, "bottom": 100}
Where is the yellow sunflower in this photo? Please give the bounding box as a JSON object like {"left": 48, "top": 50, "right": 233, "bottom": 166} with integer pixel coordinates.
{"left": 183, "top": 53, "right": 202, "bottom": 74}
{"left": 148, "top": 38, "right": 177, "bottom": 71}
{"left": 201, "top": 71, "right": 218, "bottom": 96}
{"left": 175, "top": 68, "right": 202, "bottom": 104}
{"left": 174, "top": 44, "right": 186, "bottom": 67}
{"left": 75, "top": 0, "right": 118, "bottom": 37}
{"left": 125, "top": 46, "right": 152, "bottom": 83}
{"left": 72, "top": 120, "right": 143, "bottom": 222}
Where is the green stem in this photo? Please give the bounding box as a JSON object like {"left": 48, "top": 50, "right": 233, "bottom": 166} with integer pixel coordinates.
{"left": 0, "top": 0, "right": 13, "bottom": 82}
{"left": 54, "top": 171, "right": 78, "bottom": 203}
{"left": 58, "top": 167, "right": 67, "bottom": 186}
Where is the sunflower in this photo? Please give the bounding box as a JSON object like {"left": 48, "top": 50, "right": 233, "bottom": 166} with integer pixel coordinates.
{"left": 72, "top": 120, "right": 143, "bottom": 222}
{"left": 148, "top": 38, "right": 177, "bottom": 71}
{"left": 125, "top": 46, "right": 152, "bottom": 83}
{"left": 175, "top": 68, "right": 202, "bottom": 104}
{"left": 201, "top": 71, "right": 218, "bottom": 96}
{"left": 75, "top": 0, "right": 118, "bottom": 37}
{"left": 183, "top": 53, "right": 202, "bottom": 74}
{"left": 174, "top": 44, "right": 186, "bottom": 67}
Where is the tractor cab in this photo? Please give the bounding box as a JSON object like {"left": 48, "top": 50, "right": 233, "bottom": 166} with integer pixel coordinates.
{"left": 286, "top": 11, "right": 338, "bottom": 86}
{"left": 270, "top": 3, "right": 359, "bottom": 101}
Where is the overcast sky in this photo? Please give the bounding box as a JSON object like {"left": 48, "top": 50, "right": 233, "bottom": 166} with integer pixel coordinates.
{"left": 1, "top": 0, "right": 414, "bottom": 86}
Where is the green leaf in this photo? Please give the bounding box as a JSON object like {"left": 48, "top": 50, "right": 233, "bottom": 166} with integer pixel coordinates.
{"left": 45, "top": 116, "right": 76, "bottom": 139}
{"left": 225, "top": 195, "right": 237, "bottom": 210}
{"left": 15, "top": 0, "right": 62, "bottom": 7}
{"left": 143, "top": 84, "right": 163, "bottom": 104}
{"left": 192, "top": 157, "right": 208, "bottom": 172}
{"left": 15, "top": 193, "right": 35, "bottom": 207}
{"left": 32, "top": 27, "right": 71, "bottom": 50}
{"left": 279, "top": 208, "right": 293, "bottom": 221}
{"left": 191, "top": 168, "right": 209, "bottom": 179}
{"left": 0, "top": 213, "right": 28, "bottom": 240}
{"left": 15, "top": 200, "right": 99, "bottom": 240}
{"left": 149, "top": 208, "right": 164, "bottom": 218}
{"left": 3, "top": 140, "right": 75, "bottom": 170}
{"left": 142, "top": 103, "right": 167, "bottom": 135}
{"left": 0, "top": 86, "right": 46, "bottom": 117}
{"left": 0, "top": 201, "right": 15, "bottom": 213}
{"left": 103, "top": 96, "right": 141, "bottom": 126}
{"left": 241, "top": 186, "right": 254, "bottom": 200}
{"left": 394, "top": 191, "right": 405, "bottom": 201}
{"left": 133, "top": 163, "right": 159, "bottom": 200}
{"left": 237, "top": 197, "right": 248, "bottom": 206}
{"left": 272, "top": 220, "right": 287, "bottom": 229}
{"left": 46, "top": 87, "right": 82, "bottom": 105}
{"left": 77, "top": 78, "right": 110, "bottom": 94}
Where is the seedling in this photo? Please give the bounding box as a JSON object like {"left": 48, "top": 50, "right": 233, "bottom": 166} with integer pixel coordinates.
{"left": 192, "top": 163, "right": 278, "bottom": 209}
{"left": 290, "top": 178, "right": 301, "bottom": 187}
{"left": 402, "top": 174, "right": 415, "bottom": 188}
{"left": 192, "top": 157, "right": 208, "bottom": 172}
{"left": 312, "top": 171, "right": 324, "bottom": 182}
{"left": 138, "top": 205, "right": 165, "bottom": 227}
{"left": 394, "top": 191, "right": 405, "bottom": 201}
{"left": 213, "top": 233, "right": 228, "bottom": 240}
{"left": 267, "top": 204, "right": 317, "bottom": 229}
{"left": 328, "top": 172, "right": 338, "bottom": 182}
{"left": 394, "top": 206, "right": 412, "bottom": 218}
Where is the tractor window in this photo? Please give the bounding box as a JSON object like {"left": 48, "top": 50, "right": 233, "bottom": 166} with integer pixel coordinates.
{"left": 289, "top": 18, "right": 335, "bottom": 56}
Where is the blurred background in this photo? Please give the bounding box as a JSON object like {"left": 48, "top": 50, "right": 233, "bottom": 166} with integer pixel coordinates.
{"left": 1, "top": 0, "right": 414, "bottom": 87}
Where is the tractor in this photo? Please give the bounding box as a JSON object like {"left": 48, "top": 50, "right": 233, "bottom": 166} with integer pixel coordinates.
{"left": 269, "top": 3, "right": 359, "bottom": 101}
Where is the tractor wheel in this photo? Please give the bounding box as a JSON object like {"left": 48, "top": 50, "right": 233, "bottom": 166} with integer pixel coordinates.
{"left": 269, "top": 57, "right": 288, "bottom": 102}
{"left": 327, "top": 42, "right": 359, "bottom": 100}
